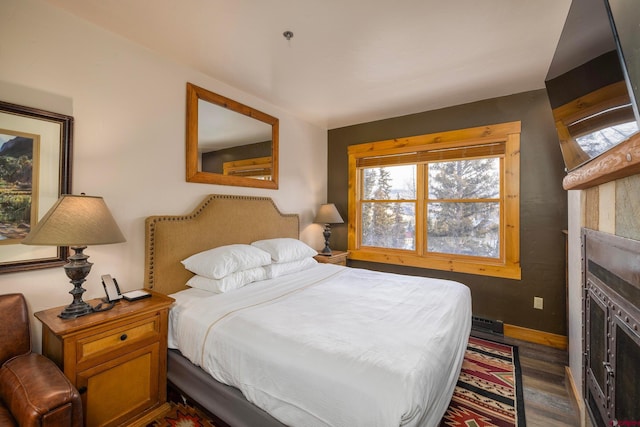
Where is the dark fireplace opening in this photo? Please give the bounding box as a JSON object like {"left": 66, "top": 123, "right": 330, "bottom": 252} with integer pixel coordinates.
{"left": 614, "top": 322, "right": 640, "bottom": 421}
{"left": 583, "top": 229, "right": 640, "bottom": 426}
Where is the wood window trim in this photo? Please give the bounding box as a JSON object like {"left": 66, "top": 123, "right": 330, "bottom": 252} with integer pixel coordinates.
{"left": 223, "top": 156, "right": 272, "bottom": 177}
{"left": 347, "top": 121, "right": 522, "bottom": 280}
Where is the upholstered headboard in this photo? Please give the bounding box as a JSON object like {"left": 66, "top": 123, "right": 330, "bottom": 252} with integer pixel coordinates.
{"left": 144, "top": 194, "right": 299, "bottom": 295}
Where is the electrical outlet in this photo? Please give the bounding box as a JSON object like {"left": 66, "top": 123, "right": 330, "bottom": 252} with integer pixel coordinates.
{"left": 534, "top": 296, "right": 544, "bottom": 310}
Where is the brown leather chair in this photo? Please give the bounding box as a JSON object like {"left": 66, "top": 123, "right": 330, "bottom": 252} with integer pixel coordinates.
{"left": 0, "top": 294, "right": 83, "bottom": 427}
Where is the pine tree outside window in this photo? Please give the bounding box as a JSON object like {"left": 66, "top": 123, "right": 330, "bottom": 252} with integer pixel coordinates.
{"left": 361, "top": 165, "right": 416, "bottom": 250}
{"left": 348, "top": 122, "right": 521, "bottom": 279}
{"left": 427, "top": 157, "right": 500, "bottom": 258}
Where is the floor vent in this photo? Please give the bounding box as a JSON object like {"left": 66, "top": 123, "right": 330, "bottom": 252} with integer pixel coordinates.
{"left": 472, "top": 316, "right": 504, "bottom": 335}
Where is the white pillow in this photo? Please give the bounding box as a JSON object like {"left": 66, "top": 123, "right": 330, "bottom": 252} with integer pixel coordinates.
{"left": 251, "top": 238, "right": 317, "bottom": 263}
{"left": 265, "top": 257, "right": 318, "bottom": 279}
{"left": 186, "top": 267, "right": 268, "bottom": 293}
{"left": 181, "top": 244, "right": 271, "bottom": 279}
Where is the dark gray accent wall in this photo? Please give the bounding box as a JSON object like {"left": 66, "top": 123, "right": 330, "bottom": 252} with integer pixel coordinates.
{"left": 202, "top": 141, "right": 271, "bottom": 174}
{"left": 327, "top": 89, "right": 569, "bottom": 335}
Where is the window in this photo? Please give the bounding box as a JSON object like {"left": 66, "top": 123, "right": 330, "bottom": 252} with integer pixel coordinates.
{"left": 348, "top": 121, "right": 521, "bottom": 279}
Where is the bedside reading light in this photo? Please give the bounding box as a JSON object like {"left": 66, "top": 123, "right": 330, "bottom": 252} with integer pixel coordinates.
{"left": 22, "top": 194, "right": 126, "bottom": 319}
{"left": 313, "top": 203, "right": 344, "bottom": 256}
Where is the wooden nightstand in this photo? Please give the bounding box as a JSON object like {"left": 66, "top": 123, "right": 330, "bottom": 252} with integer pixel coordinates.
{"left": 314, "top": 250, "right": 349, "bottom": 266}
{"left": 35, "top": 291, "right": 174, "bottom": 427}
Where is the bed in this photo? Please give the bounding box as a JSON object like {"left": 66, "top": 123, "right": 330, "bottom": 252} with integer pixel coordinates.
{"left": 144, "top": 194, "right": 472, "bottom": 427}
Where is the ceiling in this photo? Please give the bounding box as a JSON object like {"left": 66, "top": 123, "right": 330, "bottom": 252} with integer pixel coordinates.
{"left": 46, "top": 0, "right": 572, "bottom": 129}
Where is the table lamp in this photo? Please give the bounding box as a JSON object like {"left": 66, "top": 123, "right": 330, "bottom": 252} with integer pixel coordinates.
{"left": 313, "top": 203, "right": 344, "bottom": 255}
{"left": 22, "top": 194, "right": 126, "bottom": 319}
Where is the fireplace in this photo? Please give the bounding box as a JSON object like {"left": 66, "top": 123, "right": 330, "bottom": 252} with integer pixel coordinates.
{"left": 583, "top": 228, "right": 640, "bottom": 426}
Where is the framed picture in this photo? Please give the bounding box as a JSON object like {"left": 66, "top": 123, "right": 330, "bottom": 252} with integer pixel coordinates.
{"left": 0, "top": 100, "right": 72, "bottom": 274}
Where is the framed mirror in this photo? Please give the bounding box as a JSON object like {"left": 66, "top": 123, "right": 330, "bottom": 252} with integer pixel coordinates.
{"left": 0, "top": 100, "right": 72, "bottom": 274}
{"left": 186, "top": 83, "right": 279, "bottom": 189}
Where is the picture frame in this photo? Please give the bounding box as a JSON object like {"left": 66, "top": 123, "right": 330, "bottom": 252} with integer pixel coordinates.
{"left": 0, "top": 100, "right": 72, "bottom": 274}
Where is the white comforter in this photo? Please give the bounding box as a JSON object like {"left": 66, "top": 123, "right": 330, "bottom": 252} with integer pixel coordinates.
{"left": 169, "top": 264, "right": 471, "bottom": 427}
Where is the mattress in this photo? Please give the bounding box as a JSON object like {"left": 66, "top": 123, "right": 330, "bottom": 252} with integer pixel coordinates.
{"left": 169, "top": 264, "right": 471, "bottom": 427}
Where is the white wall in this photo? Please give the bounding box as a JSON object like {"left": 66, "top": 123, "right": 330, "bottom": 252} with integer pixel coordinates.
{"left": 0, "top": 0, "right": 328, "bottom": 350}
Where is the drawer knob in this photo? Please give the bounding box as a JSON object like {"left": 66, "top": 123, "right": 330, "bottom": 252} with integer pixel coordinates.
{"left": 120, "top": 334, "right": 128, "bottom": 341}
{"left": 78, "top": 386, "right": 87, "bottom": 394}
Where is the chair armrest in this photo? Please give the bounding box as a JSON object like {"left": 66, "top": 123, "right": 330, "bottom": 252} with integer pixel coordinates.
{"left": 0, "top": 353, "right": 82, "bottom": 427}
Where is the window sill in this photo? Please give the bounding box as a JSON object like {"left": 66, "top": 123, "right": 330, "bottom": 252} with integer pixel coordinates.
{"left": 348, "top": 249, "right": 522, "bottom": 280}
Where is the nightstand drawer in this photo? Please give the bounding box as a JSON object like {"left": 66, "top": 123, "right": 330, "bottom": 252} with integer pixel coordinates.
{"left": 77, "top": 315, "right": 160, "bottom": 365}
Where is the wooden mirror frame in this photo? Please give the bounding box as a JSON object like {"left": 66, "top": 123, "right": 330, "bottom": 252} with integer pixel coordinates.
{"left": 186, "top": 83, "right": 279, "bottom": 189}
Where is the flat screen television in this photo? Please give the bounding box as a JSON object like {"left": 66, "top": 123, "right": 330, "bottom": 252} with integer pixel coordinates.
{"left": 605, "top": 0, "right": 640, "bottom": 122}
{"left": 545, "top": 0, "right": 640, "bottom": 172}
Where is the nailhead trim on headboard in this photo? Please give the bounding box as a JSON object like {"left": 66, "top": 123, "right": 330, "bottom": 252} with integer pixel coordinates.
{"left": 144, "top": 194, "right": 299, "bottom": 293}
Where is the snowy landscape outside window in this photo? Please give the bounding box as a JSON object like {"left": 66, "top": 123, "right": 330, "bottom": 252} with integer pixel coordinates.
{"left": 348, "top": 122, "right": 522, "bottom": 279}
{"left": 361, "top": 165, "right": 416, "bottom": 250}
{"left": 427, "top": 158, "right": 500, "bottom": 258}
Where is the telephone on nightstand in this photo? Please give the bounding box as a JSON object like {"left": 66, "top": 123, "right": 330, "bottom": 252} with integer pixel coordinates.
{"left": 101, "top": 274, "right": 152, "bottom": 303}
{"left": 101, "top": 274, "right": 122, "bottom": 302}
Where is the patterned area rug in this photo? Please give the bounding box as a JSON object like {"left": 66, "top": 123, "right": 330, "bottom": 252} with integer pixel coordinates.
{"left": 145, "top": 403, "right": 216, "bottom": 427}
{"left": 440, "top": 336, "right": 526, "bottom": 427}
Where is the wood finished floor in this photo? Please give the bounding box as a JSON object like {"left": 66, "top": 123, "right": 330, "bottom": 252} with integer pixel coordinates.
{"left": 473, "top": 331, "right": 581, "bottom": 426}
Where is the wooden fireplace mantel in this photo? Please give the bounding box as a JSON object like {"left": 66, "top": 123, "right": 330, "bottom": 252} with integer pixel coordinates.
{"left": 563, "top": 132, "right": 640, "bottom": 190}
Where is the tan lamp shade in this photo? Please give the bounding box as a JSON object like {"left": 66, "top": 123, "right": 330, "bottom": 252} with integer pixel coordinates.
{"left": 313, "top": 203, "right": 344, "bottom": 224}
{"left": 22, "top": 194, "right": 126, "bottom": 246}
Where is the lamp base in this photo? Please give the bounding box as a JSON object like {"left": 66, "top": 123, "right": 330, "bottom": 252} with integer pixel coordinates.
{"left": 59, "top": 300, "right": 95, "bottom": 319}
{"left": 320, "top": 224, "right": 333, "bottom": 255}
{"left": 58, "top": 245, "right": 95, "bottom": 319}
